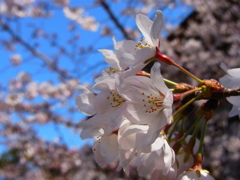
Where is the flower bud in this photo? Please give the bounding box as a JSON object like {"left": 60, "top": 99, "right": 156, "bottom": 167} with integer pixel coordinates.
{"left": 198, "top": 79, "right": 224, "bottom": 99}
{"left": 174, "top": 83, "right": 195, "bottom": 93}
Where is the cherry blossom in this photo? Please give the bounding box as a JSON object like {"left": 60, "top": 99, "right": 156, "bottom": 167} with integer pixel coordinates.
{"left": 136, "top": 10, "right": 163, "bottom": 49}
{"left": 0, "top": 0, "right": 49, "bottom": 17}
{"left": 136, "top": 136, "right": 175, "bottom": 178}
{"left": 5, "top": 93, "right": 23, "bottom": 106}
{"left": 134, "top": 10, "right": 173, "bottom": 65}
{"left": 118, "top": 121, "right": 149, "bottom": 150}
{"left": 92, "top": 133, "right": 120, "bottom": 166}
{"left": 76, "top": 75, "right": 127, "bottom": 138}
{"left": 99, "top": 37, "right": 138, "bottom": 72}
{"left": 63, "top": 7, "right": 99, "bottom": 31}
{"left": 150, "top": 165, "right": 177, "bottom": 180}
{"left": 99, "top": 10, "right": 171, "bottom": 80}
{"left": 2, "top": 1, "right": 240, "bottom": 179}
{"left": 118, "top": 62, "right": 173, "bottom": 146}
{"left": 219, "top": 65, "right": 240, "bottom": 117}
{"left": 176, "top": 169, "right": 215, "bottom": 180}
{"left": 9, "top": 54, "right": 22, "bottom": 66}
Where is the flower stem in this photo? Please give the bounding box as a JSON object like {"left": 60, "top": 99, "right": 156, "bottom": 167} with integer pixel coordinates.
{"left": 179, "top": 87, "right": 203, "bottom": 97}
{"left": 172, "top": 94, "right": 201, "bottom": 119}
{"left": 164, "top": 78, "right": 178, "bottom": 86}
{"left": 179, "top": 115, "right": 203, "bottom": 144}
{"left": 168, "top": 116, "right": 181, "bottom": 140}
{"left": 172, "top": 115, "right": 203, "bottom": 154}
{"left": 171, "top": 61, "right": 203, "bottom": 83}
{"left": 197, "top": 119, "right": 208, "bottom": 154}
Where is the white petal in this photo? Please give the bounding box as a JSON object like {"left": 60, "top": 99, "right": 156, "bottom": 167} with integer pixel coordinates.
{"left": 136, "top": 13, "right": 153, "bottom": 45}
{"left": 137, "top": 152, "right": 157, "bottom": 176}
{"left": 79, "top": 113, "right": 108, "bottom": 130}
{"left": 163, "top": 90, "right": 174, "bottom": 123}
{"left": 117, "top": 149, "right": 134, "bottom": 176}
{"left": 116, "top": 63, "right": 149, "bottom": 85}
{"left": 92, "top": 134, "right": 119, "bottom": 166}
{"left": 80, "top": 127, "right": 103, "bottom": 139}
{"left": 144, "top": 112, "right": 169, "bottom": 146}
{"left": 105, "top": 104, "right": 126, "bottom": 134}
{"left": 151, "top": 62, "right": 169, "bottom": 95}
{"left": 73, "top": 84, "right": 93, "bottom": 93}
{"left": 119, "top": 124, "right": 149, "bottom": 150}
{"left": 219, "top": 74, "right": 240, "bottom": 89}
{"left": 150, "top": 135, "right": 165, "bottom": 151}
{"left": 150, "top": 10, "right": 164, "bottom": 47}
{"left": 135, "top": 47, "right": 156, "bottom": 64}
{"left": 93, "top": 91, "right": 113, "bottom": 114}
{"left": 100, "top": 134, "right": 119, "bottom": 161}
{"left": 162, "top": 140, "right": 175, "bottom": 175}
{"left": 92, "top": 143, "right": 107, "bottom": 166}
{"left": 227, "top": 96, "right": 240, "bottom": 107}
{"left": 76, "top": 93, "right": 96, "bottom": 116}
{"left": 119, "top": 75, "right": 159, "bottom": 102}
{"left": 115, "top": 40, "right": 138, "bottom": 52}
{"left": 151, "top": 165, "right": 177, "bottom": 180}
{"left": 227, "top": 68, "right": 240, "bottom": 77}
{"left": 177, "top": 170, "right": 215, "bottom": 180}
{"left": 98, "top": 49, "right": 121, "bottom": 70}
{"left": 141, "top": 135, "right": 165, "bottom": 153}
{"left": 228, "top": 105, "right": 239, "bottom": 117}
{"left": 116, "top": 51, "right": 135, "bottom": 68}
{"left": 124, "top": 102, "right": 161, "bottom": 125}
{"left": 93, "top": 75, "right": 116, "bottom": 91}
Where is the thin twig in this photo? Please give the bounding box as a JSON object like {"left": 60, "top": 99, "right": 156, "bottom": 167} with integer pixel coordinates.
{"left": 100, "top": 0, "right": 133, "bottom": 40}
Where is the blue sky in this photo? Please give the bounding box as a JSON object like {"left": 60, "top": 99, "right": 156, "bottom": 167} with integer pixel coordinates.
{"left": 0, "top": 0, "right": 193, "bottom": 151}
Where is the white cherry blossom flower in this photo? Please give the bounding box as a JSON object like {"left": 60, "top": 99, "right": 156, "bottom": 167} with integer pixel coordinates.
{"left": 63, "top": 7, "right": 99, "bottom": 31}
{"left": 92, "top": 133, "right": 120, "bottom": 166}
{"left": 100, "top": 10, "right": 169, "bottom": 79}
{"left": 100, "top": 11, "right": 161, "bottom": 76}
{"left": 219, "top": 65, "right": 240, "bottom": 117}
{"left": 118, "top": 62, "right": 173, "bottom": 146}
{"left": 99, "top": 37, "right": 137, "bottom": 72}
{"left": 118, "top": 121, "right": 149, "bottom": 151}
{"left": 5, "top": 93, "right": 23, "bottom": 106}
{"left": 136, "top": 136, "right": 175, "bottom": 178}
{"left": 10, "top": 54, "right": 22, "bottom": 66}
{"left": 76, "top": 75, "right": 126, "bottom": 139}
{"left": 177, "top": 169, "right": 215, "bottom": 180}
{"left": 135, "top": 10, "right": 173, "bottom": 65}
{"left": 92, "top": 119, "right": 134, "bottom": 175}
{"left": 136, "top": 10, "right": 163, "bottom": 49}
{"left": 150, "top": 163, "right": 177, "bottom": 180}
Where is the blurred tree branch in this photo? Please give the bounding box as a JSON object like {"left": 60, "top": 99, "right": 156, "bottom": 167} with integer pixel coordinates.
{"left": 100, "top": 0, "right": 133, "bottom": 40}
{"left": 0, "top": 22, "right": 72, "bottom": 80}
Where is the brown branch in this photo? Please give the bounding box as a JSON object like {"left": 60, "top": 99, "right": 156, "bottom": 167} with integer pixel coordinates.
{"left": 224, "top": 87, "right": 240, "bottom": 98}
{"left": 100, "top": 0, "right": 133, "bottom": 40}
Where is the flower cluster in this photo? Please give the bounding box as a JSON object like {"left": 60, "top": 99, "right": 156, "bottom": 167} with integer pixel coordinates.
{"left": 0, "top": 0, "right": 50, "bottom": 18}
{"left": 63, "top": 7, "right": 99, "bottom": 31}
{"left": 76, "top": 10, "right": 240, "bottom": 180}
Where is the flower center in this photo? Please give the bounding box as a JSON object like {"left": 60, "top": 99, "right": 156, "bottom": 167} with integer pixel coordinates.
{"left": 104, "top": 67, "right": 121, "bottom": 76}
{"left": 134, "top": 38, "right": 152, "bottom": 50}
{"left": 106, "top": 91, "right": 125, "bottom": 108}
{"left": 141, "top": 92, "right": 164, "bottom": 113}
